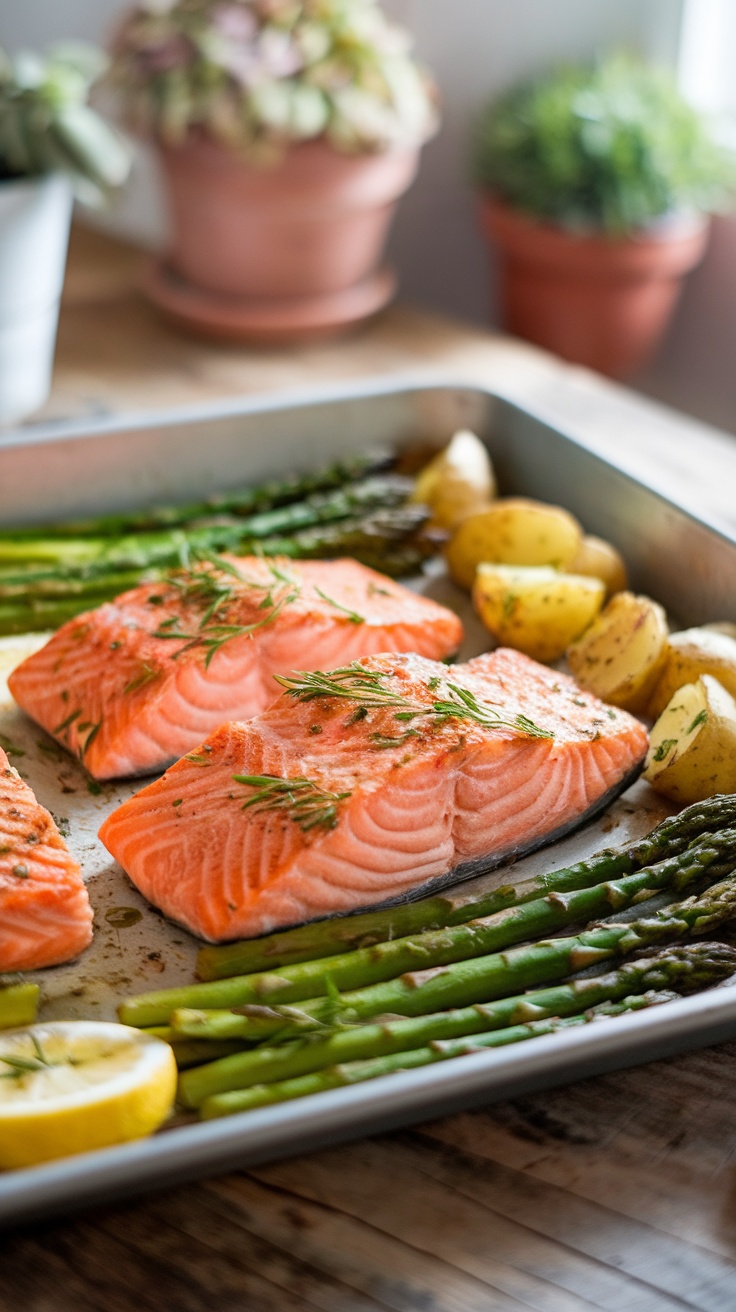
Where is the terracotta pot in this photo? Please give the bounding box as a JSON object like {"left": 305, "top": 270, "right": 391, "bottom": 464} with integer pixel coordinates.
{"left": 479, "top": 195, "right": 710, "bottom": 378}
{"left": 159, "top": 136, "right": 419, "bottom": 299}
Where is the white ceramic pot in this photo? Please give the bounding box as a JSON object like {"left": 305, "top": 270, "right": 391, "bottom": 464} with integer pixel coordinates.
{"left": 0, "top": 174, "right": 73, "bottom": 426}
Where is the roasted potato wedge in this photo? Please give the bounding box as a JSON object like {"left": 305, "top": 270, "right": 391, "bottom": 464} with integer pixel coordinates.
{"left": 447, "top": 498, "right": 583, "bottom": 591}
{"left": 643, "top": 674, "right": 736, "bottom": 803}
{"left": 648, "top": 627, "right": 736, "bottom": 719}
{"left": 472, "top": 564, "right": 605, "bottom": 663}
{"left": 703, "top": 621, "right": 736, "bottom": 641}
{"left": 568, "top": 535, "right": 628, "bottom": 597}
{"left": 411, "top": 429, "right": 496, "bottom": 531}
{"left": 566, "top": 591, "right": 668, "bottom": 712}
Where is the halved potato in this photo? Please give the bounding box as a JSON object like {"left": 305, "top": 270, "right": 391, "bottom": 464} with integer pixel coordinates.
{"left": 648, "top": 627, "right": 736, "bottom": 719}
{"left": 446, "top": 498, "right": 583, "bottom": 591}
{"left": 703, "top": 621, "right": 736, "bottom": 641}
{"left": 411, "top": 429, "right": 496, "bottom": 531}
{"left": 568, "top": 535, "right": 628, "bottom": 598}
{"left": 566, "top": 591, "right": 669, "bottom": 712}
{"left": 644, "top": 674, "right": 736, "bottom": 803}
{"left": 472, "top": 564, "right": 605, "bottom": 663}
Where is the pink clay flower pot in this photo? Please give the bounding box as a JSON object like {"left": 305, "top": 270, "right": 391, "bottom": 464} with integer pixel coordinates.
{"left": 479, "top": 195, "right": 710, "bottom": 379}
{"left": 159, "top": 136, "right": 420, "bottom": 300}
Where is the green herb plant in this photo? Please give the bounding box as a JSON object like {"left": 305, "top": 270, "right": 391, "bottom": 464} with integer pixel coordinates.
{"left": 0, "top": 42, "right": 130, "bottom": 203}
{"left": 473, "top": 52, "right": 734, "bottom": 235}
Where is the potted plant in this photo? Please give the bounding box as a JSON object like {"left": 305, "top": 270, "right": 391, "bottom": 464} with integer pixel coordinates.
{"left": 0, "top": 43, "right": 131, "bottom": 425}
{"left": 472, "top": 53, "right": 734, "bottom": 378}
{"left": 108, "top": 0, "right": 438, "bottom": 341}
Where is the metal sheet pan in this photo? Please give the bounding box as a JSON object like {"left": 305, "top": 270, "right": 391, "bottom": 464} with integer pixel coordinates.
{"left": 1, "top": 377, "right": 736, "bottom": 1227}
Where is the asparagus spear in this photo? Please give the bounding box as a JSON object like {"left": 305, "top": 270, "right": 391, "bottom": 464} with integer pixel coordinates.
{"left": 2, "top": 450, "right": 394, "bottom": 538}
{"left": 198, "top": 992, "right": 675, "bottom": 1119}
{"left": 172, "top": 865, "right": 736, "bottom": 1042}
{"left": 197, "top": 795, "right": 736, "bottom": 980}
{"left": 119, "top": 832, "right": 736, "bottom": 1027}
{"left": 176, "top": 941, "right": 736, "bottom": 1106}
{"left": 0, "top": 979, "right": 40, "bottom": 1030}
{"left": 0, "top": 478, "right": 413, "bottom": 568}
{"left": 0, "top": 509, "right": 434, "bottom": 635}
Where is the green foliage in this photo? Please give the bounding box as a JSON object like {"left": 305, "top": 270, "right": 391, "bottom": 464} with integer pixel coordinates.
{"left": 108, "top": 0, "right": 438, "bottom": 158}
{"left": 473, "top": 53, "right": 734, "bottom": 234}
{"left": 0, "top": 42, "right": 131, "bottom": 204}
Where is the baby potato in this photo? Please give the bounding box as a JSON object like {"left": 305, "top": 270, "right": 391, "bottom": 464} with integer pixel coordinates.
{"left": 446, "top": 498, "right": 583, "bottom": 591}
{"left": 648, "top": 627, "right": 736, "bottom": 719}
{"left": 566, "top": 591, "right": 669, "bottom": 712}
{"left": 472, "top": 564, "right": 605, "bottom": 663}
{"left": 411, "top": 429, "right": 496, "bottom": 531}
{"left": 568, "top": 535, "right": 628, "bottom": 597}
{"left": 644, "top": 674, "right": 736, "bottom": 803}
{"left": 703, "top": 621, "right": 736, "bottom": 641}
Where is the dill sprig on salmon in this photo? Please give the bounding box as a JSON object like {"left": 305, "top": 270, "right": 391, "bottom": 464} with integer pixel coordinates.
{"left": 233, "top": 774, "right": 352, "bottom": 833}
{"left": 152, "top": 557, "right": 302, "bottom": 668}
{"left": 275, "top": 663, "right": 553, "bottom": 739}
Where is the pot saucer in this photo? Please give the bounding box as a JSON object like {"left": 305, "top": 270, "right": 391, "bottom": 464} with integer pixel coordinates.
{"left": 141, "top": 260, "right": 397, "bottom": 344}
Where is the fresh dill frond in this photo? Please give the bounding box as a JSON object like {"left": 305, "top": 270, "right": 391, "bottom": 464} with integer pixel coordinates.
{"left": 233, "top": 773, "right": 352, "bottom": 832}
{"left": 152, "top": 554, "right": 301, "bottom": 666}
{"left": 274, "top": 665, "right": 553, "bottom": 740}
{"left": 429, "top": 683, "right": 554, "bottom": 739}
{"left": 313, "top": 587, "right": 365, "bottom": 624}
{"left": 274, "top": 663, "right": 414, "bottom": 709}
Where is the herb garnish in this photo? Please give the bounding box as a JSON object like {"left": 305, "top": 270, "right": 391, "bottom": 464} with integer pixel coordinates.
{"left": 152, "top": 554, "right": 301, "bottom": 668}
{"left": 276, "top": 664, "right": 553, "bottom": 740}
{"left": 313, "top": 587, "right": 365, "bottom": 624}
{"left": 275, "top": 663, "right": 416, "bottom": 709}
{"left": 652, "top": 738, "right": 679, "bottom": 762}
{"left": 233, "top": 773, "right": 352, "bottom": 832}
{"left": 123, "top": 662, "right": 161, "bottom": 695}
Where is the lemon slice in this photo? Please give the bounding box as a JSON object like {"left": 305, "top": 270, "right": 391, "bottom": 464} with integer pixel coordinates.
{"left": 0, "top": 1021, "right": 177, "bottom": 1169}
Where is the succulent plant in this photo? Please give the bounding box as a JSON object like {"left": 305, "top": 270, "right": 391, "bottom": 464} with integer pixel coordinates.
{"left": 108, "top": 0, "right": 438, "bottom": 159}
{"left": 473, "top": 52, "right": 734, "bottom": 235}
{"left": 0, "top": 42, "right": 131, "bottom": 204}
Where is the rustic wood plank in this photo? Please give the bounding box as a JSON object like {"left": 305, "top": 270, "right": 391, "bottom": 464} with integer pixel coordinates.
{"left": 251, "top": 1137, "right": 696, "bottom": 1312}
{"left": 422, "top": 1041, "right": 736, "bottom": 1261}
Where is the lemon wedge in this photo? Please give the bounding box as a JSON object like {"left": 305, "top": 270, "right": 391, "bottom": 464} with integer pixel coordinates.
{"left": 0, "top": 1021, "right": 177, "bottom": 1169}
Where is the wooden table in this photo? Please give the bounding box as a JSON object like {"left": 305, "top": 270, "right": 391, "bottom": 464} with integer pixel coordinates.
{"left": 4, "top": 227, "right": 736, "bottom": 1312}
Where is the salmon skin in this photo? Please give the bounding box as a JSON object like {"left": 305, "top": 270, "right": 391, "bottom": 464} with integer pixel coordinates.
{"left": 99, "top": 649, "right": 648, "bottom": 943}
{"left": 8, "top": 557, "right": 462, "bottom": 782}
{"left": 0, "top": 747, "right": 93, "bottom": 970}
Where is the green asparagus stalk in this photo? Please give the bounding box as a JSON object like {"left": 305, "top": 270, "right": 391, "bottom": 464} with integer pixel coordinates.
{"left": 119, "top": 832, "right": 736, "bottom": 1028}
{"left": 170, "top": 1039, "right": 247, "bottom": 1070}
{"left": 0, "top": 979, "right": 40, "bottom": 1030}
{"left": 197, "top": 796, "right": 736, "bottom": 980}
{"left": 0, "top": 478, "right": 413, "bottom": 568}
{"left": 0, "top": 506, "right": 434, "bottom": 635}
{"left": 3, "top": 451, "right": 394, "bottom": 538}
{"left": 176, "top": 941, "right": 736, "bottom": 1107}
{"left": 0, "top": 567, "right": 156, "bottom": 600}
{"left": 198, "top": 992, "right": 674, "bottom": 1119}
{"left": 174, "top": 865, "right": 736, "bottom": 1042}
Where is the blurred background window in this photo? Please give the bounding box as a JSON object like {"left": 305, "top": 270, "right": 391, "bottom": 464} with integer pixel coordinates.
{"left": 5, "top": 1, "right": 736, "bottom": 431}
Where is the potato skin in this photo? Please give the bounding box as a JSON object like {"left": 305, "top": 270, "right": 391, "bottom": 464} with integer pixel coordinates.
{"left": 644, "top": 674, "right": 736, "bottom": 803}
{"left": 412, "top": 429, "right": 496, "bottom": 531}
{"left": 568, "top": 535, "right": 628, "bottom": 597}
{"left": 472, "top": 564, "right": 604, "bottom": 663}
{"left": 648, "top": 627, "right": 736, "bottom": 719}
{"left": 566, "top": 591, "right": 669, "bottom": 713}
{"left": 446, "top": 498, "right": 583, "bottom": 591}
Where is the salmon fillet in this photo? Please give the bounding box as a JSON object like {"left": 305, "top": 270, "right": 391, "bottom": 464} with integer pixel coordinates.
{"left": 8, "top": 558, "right": 462, "bottom": 781}
{"left": 99, "top": 649, "right": 648, "bottom": 942}
{"left": 0, "top": 747, "right": 93, "bottom": 970}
